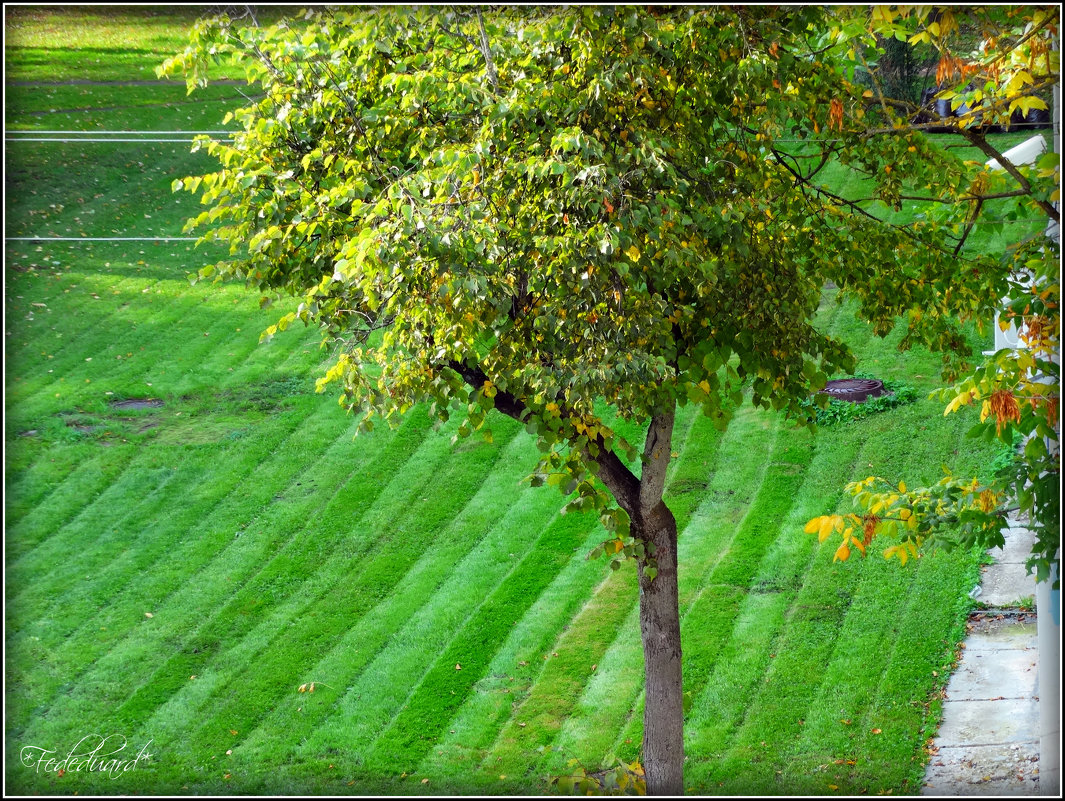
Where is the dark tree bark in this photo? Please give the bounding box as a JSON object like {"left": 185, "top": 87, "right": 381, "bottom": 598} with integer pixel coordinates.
{"left": 596, "top": 407, "right": 684, "bottom": 795}
{"left": 633, "top": 411, "right": 684, "bottom": 796}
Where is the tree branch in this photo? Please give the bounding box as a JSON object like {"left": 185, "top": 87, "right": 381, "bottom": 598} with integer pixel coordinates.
{"left": 448, "top": 357, "right": 643, "bottom": 513}
{"left": 476, "top": 10, "right": 499, "bottom": 91}
{"left": 959, "top": 129, "right": 1060, "bottom": 224}
{"left": 639, "top": 407, "right": 675, "bottom": 512}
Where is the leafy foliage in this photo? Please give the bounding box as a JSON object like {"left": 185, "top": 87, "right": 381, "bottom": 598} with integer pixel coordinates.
{"left": 805, "top": 6, "right": 1060, "bottom": 585}
{"left": 541, "top": 747, "right": 647, "bottom": 796}
{"left": 159, "top": 5, "right": 1015, "bottom": 534}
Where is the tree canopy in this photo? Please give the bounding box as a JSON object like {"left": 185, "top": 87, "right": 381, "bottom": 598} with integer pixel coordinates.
{"left": 161, "top": 6, "right": 1012, "bottom": 528}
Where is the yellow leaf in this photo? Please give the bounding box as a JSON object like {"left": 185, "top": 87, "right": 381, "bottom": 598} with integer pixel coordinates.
{"left": 819, "top": 516, "right": 836, "bottom": 542}
{"left": 804, "top": 517, "right": 823, "bottom": 535}
{"left": 898, "top": 480, "right": 906, "bottom": 494}
{"left": 834, "top": 542, "right": 851, "bottom": 562}
{"left": 625, "top": 245, "right": 641, "bottom": 262}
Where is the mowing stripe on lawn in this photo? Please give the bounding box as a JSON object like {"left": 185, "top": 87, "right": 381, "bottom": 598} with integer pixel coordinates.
{"left": 7, "top": 272, "right": 278, "bottom": 415}
{"left": 689, "top": 407, "right": 980, "bottom": 794}
{"left": 412, "top": 521, "right": 630, "bottom": 789}
{"left": 5, "top": 400, "right": 350, "bottom": 740}
{"left": 270, "top": 433, "right": 582, "bottom": 765}
{"left": 100, "top": 409, "right": 443, "bottom": 734}
{"left": 6, "top": 273, "right": 210, "bottom": 405}
{"left": 474, "top": 562, "right": 639, "bottom": 789}
{"left": 282, "top": 410, "right": 698, "bottom": 788}
{"left": 2, "top": 440, "right": 100, "bottom": 525}
{"left": 13, "top": 407, "right": 431, "bottom": 752}
{"left": 4, "top": 267, "right": 155, "bottom": 365}
{"left": 3, "top": 444, "right": 139, "bottom": 558}
{"left": 607, "top": 405, "right": 782, "bottom": 757}
{"left": 228, "top": 427, "right": 561, "bottom": 772}
{"left": 136, "top": 418, "right": 522, "bottom": 776}
{"left": 5, "top": 399, "right": 351, "bottom": 728}
{"left": 486, "top": 408, "right": 731, "bottom": 781}
{"left": 358, "top": 491, "right": 610, "bottom": 774}
{"left": 679, "top": 423, "right": 868, "bottom": 785}
{"left": 529, "top": 408, "right": 729, "bottom": 775}
{"left": 848, "top": 549, "right": 979, "bottom": 794}
{"left": 6, "top": 445, "right": 203, "bottom": 615}
{"left": 680, "top": 591, "right": 795, "bottom": 793}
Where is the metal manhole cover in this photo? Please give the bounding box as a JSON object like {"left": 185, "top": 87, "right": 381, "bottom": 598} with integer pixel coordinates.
{"left": 109, "top": 398, "right": 164, "bottom": 410}
{"left": 820, "top": 378, "right": 887, "bottom": 403}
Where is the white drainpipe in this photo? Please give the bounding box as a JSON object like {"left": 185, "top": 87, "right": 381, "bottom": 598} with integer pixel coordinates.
{"left": 1035, "top": 48, "right": 1060, "bottom": 796}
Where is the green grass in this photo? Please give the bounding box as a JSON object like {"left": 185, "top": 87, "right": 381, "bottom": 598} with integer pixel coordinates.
{"left": 4, "top": 8, "right": 1008, "bottom": 796}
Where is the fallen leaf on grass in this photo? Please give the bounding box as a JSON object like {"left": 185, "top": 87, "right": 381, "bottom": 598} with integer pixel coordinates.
{"left": 871, "top": 728, "right": 882, "bottom": 735}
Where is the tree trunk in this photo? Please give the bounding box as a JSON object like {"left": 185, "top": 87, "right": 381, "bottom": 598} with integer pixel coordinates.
{"left": 584, "top": 404, "right": 685, "bottom": 794}
{"left": 637, "top": 501, "right": 684, "bottom": 795}
{"left": 634, "top": 408, "right": 684, "bottom": 795}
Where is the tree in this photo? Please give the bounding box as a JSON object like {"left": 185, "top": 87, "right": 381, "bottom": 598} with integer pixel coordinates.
{"left": 804, "top": 6, "right": 1059, "bottom": 587}
{"left": 160, "top": 6, "right": 1030, "bottom": 793}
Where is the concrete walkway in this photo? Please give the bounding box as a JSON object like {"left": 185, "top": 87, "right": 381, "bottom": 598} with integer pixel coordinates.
{"left": 922, "top": 520, "right": 1043, "bottom": 795}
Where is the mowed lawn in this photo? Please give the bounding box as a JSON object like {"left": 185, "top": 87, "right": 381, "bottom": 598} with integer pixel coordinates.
{"left": 5, "top": 7, "right": 1009, "bottom": 796}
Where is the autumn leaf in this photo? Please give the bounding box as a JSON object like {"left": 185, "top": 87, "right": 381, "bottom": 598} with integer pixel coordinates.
{"left": 829, "top": 98, "right": 844, "bottom": 131}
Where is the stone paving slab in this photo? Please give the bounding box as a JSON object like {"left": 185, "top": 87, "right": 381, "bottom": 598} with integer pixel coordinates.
{"left": 935, "top": 696, "right": 1041, "bottom": 746}
{"left": 946, "top": 645, "right": 1039, "bottom": 701}
{"left": 961, "top": 621, "right": 1038, "bottom": 651}
{"left": 923, "top": 742, "right": 1041, "bottom": 795}
{"left": 981, "top": 562, "right": 1038, "bottom": 606}
{"left": 990, "top": 528, "right": 1041, "bottom": 565}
